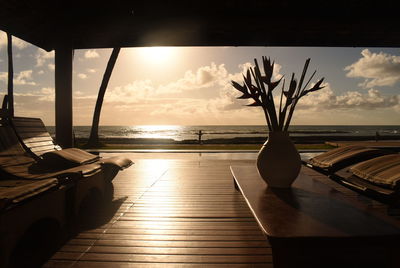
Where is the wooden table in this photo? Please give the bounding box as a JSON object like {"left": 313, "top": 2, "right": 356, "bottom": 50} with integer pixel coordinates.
{"left": 231, "top": 166, "right": 400, "bottom": 268}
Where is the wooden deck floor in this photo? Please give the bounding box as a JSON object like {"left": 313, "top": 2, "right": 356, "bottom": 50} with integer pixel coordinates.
{"left": 43, "top": 152, "right": 399, "bottom": 267}
{"left": 44, "top": 152, "right": 272, "bottom": 267}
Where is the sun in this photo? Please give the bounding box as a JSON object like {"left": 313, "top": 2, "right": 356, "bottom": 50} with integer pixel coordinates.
{"left": 140, "top": 47, "right": 174, "bottom": 64}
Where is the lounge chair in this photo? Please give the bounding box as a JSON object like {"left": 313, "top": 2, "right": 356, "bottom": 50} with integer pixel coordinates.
{"left": 9, "top": 116, "right": 133, "bottom": 181}
{"left": 305, "top": 145, "right": 394, "bottom": 174}
{"left": 0, "top": 120, "right": 130, "bottom": 266}
{"left": 0, "top": 121, "right": 130, "bottom": 212}
{"left": 0, "top": 177, "right": 68, "bottom": 268}
{"left": 332, "top": 154, "right": 400, "bottom": 206}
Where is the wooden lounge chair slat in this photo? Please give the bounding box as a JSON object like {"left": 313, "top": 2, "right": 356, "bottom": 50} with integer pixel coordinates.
{"left": 30, "top": 145, "right": 58, "bottom": 152}
{"left": 26, "top": 141, "right": 56, "bottom": 148}
{"left": 13, "top": 126, "right": 51, "bottom": 133}
{"left": 18, "top": 133, "right": 52, "bottom": 139}
{"left": 12, "top": 120, "right": 46, "bottom": 127}
{"left": 0, "top": 178, "right": 58, "bottom": 210}
{"left": 306, "top": 145, "right": 393, "bottom": 173}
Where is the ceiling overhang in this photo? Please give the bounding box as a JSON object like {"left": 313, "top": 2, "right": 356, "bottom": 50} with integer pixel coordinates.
{"left": 1, "top": 1, "right": 399, "bottom": 51}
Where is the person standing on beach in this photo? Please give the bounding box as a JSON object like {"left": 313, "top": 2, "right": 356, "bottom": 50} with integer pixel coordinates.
{"left": 198, "top": 130, "right": 203, "bottom": 144}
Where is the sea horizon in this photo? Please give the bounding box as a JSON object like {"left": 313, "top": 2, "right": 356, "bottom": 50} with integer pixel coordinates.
{"left": 45, "top": 125, "right": 400, "bottom": 141}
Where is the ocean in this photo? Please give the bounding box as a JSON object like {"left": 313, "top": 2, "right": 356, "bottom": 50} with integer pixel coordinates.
{"left": 46, "top": 125, "right": 400, "bottom": 142}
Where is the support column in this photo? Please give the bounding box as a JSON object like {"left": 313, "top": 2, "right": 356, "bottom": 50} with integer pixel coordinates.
{"left": 55, "top": 45, "right": 73, "bottom": 148}
{"left": 7, "top": 33, "right": 14, "bottom": 116}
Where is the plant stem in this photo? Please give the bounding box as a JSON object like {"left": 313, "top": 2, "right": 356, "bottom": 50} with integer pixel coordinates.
{"left": 263, "top": 107, "right": 272, "bottom": 131}
{"left": 278, "top": 79, "right": 284, "bottom": 127}
{"left": 252, "top": 60, "right": 279, "bottom": 131}
{"left": 278, "top": 79, "right": 288, "bottom": 129}
{"left": 284, "top": 97, "right": 299, "bottom": 131}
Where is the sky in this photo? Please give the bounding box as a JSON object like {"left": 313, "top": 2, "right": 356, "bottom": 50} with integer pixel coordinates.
{"left": 1, "top": 30, "right": 400, "bottom": 126}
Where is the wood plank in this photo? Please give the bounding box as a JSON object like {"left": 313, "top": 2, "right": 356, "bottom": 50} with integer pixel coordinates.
{"left": 52, "top": 252, "right": 272, "bottom": 263}
{"left": 77, "top": 233, "right": 267, "bottom": 241}
{"left": 87, "top": 228, "right": 263, "bottom": 236}
{"left": 61, "top": 245, "right": 272, "bottom": 255}
{"left": 18, "top": 133, "right": 52, "bottom": 140}
{"left": 111, "top": 221, "right": 260, "bottom": 229}
{"left": 69, "top": 239, "right": 270, "bottom": 248}
{"left": 44, "top": 260, "right": 272, "bottom": 268}
{"left": 24, "top": 140, "right": 55, "bottom": 147}
{"left": 12, "top": 116, "right": 44, "bottom": 124}
{"left": 13, "top": 126, "right": 50, "bottom": 133}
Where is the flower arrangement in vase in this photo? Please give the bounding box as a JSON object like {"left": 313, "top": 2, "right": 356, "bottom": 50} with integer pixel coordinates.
{"left": 231, "top": 57, "right": 324, "bottom": 188}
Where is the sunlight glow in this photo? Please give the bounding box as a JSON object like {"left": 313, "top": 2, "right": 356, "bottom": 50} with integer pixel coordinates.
{"left": 140, "top": 47, "right": 174, "bottom": 64}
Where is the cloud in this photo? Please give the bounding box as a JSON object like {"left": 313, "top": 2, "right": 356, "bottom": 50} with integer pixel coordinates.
{"left": 38, "top": 87, "right": 55, "bottom": 101}
{"left": 105, "top": 63, "right": 236, "bottom": 105}
{"left": 97, "top": 61, "right": 289, "bottom": 125}
{"left": 298, "top": 83, "right": 400, "bottom": 110}
{"left": 16, "top": 70, "right": 36, "bottom": 85}
{"left": 0, "top": 31, "right": 29, "bottom": 49}
{"left": 344, "top": 49, "right": 400, "bottom": 88}
{"left": 105, "top": 79, "right": 155, "bottom": 104}
{"left": 48, "top": 64, "right": 55, "bottom": 70}
{"left": 78, "top": 73, "right": 88, "bottom": 79}
{"left": 35, "top": 48, "right": 54, "bottom": 67}
{"left": 105, "top": 61, "right": 285, "bottom": 109}
{"left": 12, "top": 87, "right": 54, "bottom": 101}
{"left": 0, "top": 70, "right": 36, "bottom": 85}
{"left": 84, "top": 50, "right": 100, "bottom": 59}
{"left": 157, "top": 63, "right": 230, "bottom": 93}
{"left": 87, "top": 69, "right": 96, "bottom": 73}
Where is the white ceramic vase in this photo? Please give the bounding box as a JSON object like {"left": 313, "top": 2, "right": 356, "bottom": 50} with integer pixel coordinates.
{"left": 256, "top": 131, "right": 301, "bottom": 188}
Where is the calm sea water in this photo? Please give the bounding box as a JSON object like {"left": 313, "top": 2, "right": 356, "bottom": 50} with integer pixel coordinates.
{"left": 46, "top": 125, "right": 400, "bottom": 141}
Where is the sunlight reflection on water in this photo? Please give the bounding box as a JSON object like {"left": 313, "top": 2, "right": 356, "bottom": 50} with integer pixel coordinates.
{"left": 132, "top": 125, "right": 183, "bottom": 140}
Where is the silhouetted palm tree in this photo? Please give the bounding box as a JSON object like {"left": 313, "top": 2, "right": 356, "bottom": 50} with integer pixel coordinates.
{"left": 86, "top": 48, "right": 120, "bottom": 147}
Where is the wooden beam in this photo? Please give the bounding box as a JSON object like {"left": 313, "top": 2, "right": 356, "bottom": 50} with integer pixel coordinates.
{"left": 55, "top": 45, "right": 73, "bottom": 148}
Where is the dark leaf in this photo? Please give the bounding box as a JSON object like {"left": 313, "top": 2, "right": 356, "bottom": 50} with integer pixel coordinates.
{"left": 269, "top": 60, "right": 275, "bottom": 78}
{"left": 254, "top": 59, "right": 263, "bottom": 80}
{"left": 250, "top": 67, "right": 260, "bottom": 86}
{"left": 244, "top": 69, "right": 252, "bottom": 86}
{"left": 231, "top": 81, "right": 247, "bottom": 93}
{"left": 297, "top": 58, "right": 311, "bottom": 93}
{"left": 269, "top": 77, "right": 282, "bottom": 91}
{"left": 261, "top": 75, "right": 268, "bottom": 84}
{"left": 288, "top": 75, "right": 297, "bottom": 97}
{"left": 311, "top": 77, "right": 325, "bottom": 90}
{"left": 304, "top": 77, "right": 325, "bottom": 95}
{"left": 249, "top": 84, "right": 258, "bottom": 95}
{"left": 237, "top": 92, "right": 252, "bottom": 99}
{"left": 262, "top": 57, "right": 273, "bottom": 81}
{"left": 247, "top": 101, "right": 262, "bottom": 107}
